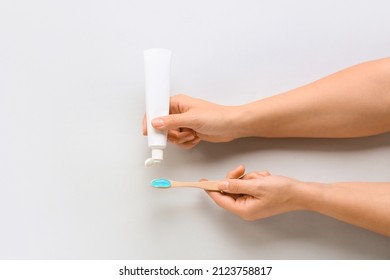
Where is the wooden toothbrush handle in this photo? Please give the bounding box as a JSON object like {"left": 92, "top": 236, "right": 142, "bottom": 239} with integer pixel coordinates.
{"left": 170, "top": 180, "right": 221, "bottom": 191}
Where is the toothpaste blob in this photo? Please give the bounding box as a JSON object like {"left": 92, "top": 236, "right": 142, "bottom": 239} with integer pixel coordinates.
{"left": 144, "top": 158, "right": 157, "bottom": 168}
{"left": 151, "top": 178, "right": 171, "bottom": 188}
{"left": 144, "top": 48, "right": 171, "bottom": 167}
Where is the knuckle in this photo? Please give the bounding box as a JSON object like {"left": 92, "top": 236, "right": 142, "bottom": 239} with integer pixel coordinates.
{"left": 172, "top": 93, "right": 188, "bottom": 102}
{"left": 240, "top": 209, "right": 256, "bottom": 221}
{"left": 246, "top": 173, "right": 259, "bottom": 179}
{"left": 243, "top": 216, "right": 256, "bottom": 222}
{"left": 260, "top": 170, "right": 271, "bottom": 176}
{"left": 175, "top": 93, "right": 187, "bottom": 98}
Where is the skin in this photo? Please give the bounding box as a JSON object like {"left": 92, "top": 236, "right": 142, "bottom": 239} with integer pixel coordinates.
{"left": 143, "top": 57, "right": 390, "bottom": 236}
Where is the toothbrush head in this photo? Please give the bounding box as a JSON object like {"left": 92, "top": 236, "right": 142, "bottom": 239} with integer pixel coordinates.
{"left": 151, "top": 178, "right": 171, "bottom": 188}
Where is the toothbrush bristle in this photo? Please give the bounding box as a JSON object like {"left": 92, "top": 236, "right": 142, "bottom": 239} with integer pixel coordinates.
{"left": 151, "top": 179, "right": 171, "bottom": 188}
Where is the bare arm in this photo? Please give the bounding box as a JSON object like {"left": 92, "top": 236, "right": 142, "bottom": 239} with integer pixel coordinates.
{"left": 303, "top": 181, "right": 390, "bottom": 236}
{"left": 237, "top": 57, "right": 390, "bottom": 138}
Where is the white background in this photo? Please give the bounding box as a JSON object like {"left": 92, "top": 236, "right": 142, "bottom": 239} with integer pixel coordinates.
{"left": 1, "top": 0, "right": 390, "bottom": 259}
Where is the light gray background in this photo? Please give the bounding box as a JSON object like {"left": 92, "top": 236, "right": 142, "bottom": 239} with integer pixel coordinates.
{"left": 1, "top": 0, "right": 390, "bottom": 259}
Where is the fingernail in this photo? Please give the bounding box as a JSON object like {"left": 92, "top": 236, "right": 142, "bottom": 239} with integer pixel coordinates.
{"left": 151, "top": 118, "right": 164, "bottom": 128}
{"left": 219, "top": 181, "right": 229, "bottom": 191}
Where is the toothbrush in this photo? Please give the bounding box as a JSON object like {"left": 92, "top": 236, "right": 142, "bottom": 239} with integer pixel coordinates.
{"left": 151, "top": 178, "right": 221, "bottom": 191}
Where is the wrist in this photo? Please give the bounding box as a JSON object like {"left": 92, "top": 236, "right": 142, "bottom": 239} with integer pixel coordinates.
{"left": 290, "top": 180, "right": 327, "bottom": 212}
{"left": 222, "top": 105, "right": 251, "bottom": 140}
{"left": 227, "top": 104, "right": 259, "bottom": 139}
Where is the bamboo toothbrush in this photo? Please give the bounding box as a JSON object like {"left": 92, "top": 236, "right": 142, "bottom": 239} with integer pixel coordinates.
{"left": 151, "top": 178, "right": 221, "bottom": 191}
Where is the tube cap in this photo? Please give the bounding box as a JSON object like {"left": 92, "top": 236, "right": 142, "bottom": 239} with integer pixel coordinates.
{"left": 152, "top": 149, "right": 163, "bottom": 161}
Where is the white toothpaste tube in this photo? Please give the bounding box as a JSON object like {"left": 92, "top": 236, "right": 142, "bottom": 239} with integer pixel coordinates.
{"left": 144, "top": 48, "right": 171, "bottom": 167}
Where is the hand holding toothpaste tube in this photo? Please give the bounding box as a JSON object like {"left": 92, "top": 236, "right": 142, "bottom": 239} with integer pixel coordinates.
{"left": 143, "top": 94, "right": 242, "bottom": 149}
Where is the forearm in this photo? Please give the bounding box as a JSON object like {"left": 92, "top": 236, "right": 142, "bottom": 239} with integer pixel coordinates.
{"left": 296, "top": 181, "right": 390, "bottom": 237}
{"left": 235, "top": 57, "right": 390, "bottom": 138}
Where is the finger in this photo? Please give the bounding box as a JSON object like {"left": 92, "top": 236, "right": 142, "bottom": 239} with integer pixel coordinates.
{"left": 206, "top": 190, "right": 236, "bottom": 207}
{"left": 169, "top": 131, "right": 195, "bottom": 144}
{"left": 167, "top": 129, "right": 192, "bottom": 143}
{"left": 218, "top": 179, "right": 259, "bottom": 195}
{"left": 151, "top": 113, "right": 198, "bottom": 131}
{"left": 177, "top": 137, "right": 201, "bottom": 149}
{"left": 206, "top": 190, "right": 244, "bottom": 215}
{"left": 226, "top": 165, "right": 246, "bottom": 179}
{"left": 259, "top": 170, "right": 271, "bottom": 176}
{"left": 167, "top": 130, "right": 180, "bottom": 143}
{"left": 142, "top": 114, "right": 147, "bottom": 135}
{"left": 242, "top": 170, "right": 271, "bottom": 179}
{"left": 167, "top": 129, "right": 199, "bottom": 146}
{"left": 242, "top": 173, "right": 259, "bottom": 179}
{"left": 177, "top": 128, "right": 196, "bottom": 144}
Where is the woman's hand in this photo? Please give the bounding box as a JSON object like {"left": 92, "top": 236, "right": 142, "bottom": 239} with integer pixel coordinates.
{"left": 206, "top": 165, "right": 390, "bottom": 237}
{"left": 206, "top": 165, "right": 305, "bottom": 220}
{"left": 143, "top": 94, "right": 242, "bottom": 149}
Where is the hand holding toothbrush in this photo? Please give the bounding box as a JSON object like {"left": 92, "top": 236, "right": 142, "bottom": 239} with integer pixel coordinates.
{"left": 206, "top": 165, "right": 390, "bottom": 237}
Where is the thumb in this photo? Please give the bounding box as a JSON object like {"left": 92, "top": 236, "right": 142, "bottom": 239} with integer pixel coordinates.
{"left": 151, "top": 113, "right": 197, "bottom": 131}
{"left": 218, "top": 179, "right": 259, "bottom": 195}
